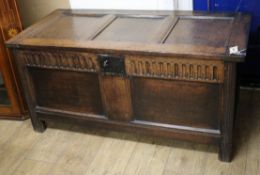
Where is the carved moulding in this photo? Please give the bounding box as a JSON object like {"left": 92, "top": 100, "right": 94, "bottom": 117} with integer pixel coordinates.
{"left": 23, "top": 51, "right": 99, "bottom": 72}
{"left": 125, "top": 56, "right": 224, "bottom": 83}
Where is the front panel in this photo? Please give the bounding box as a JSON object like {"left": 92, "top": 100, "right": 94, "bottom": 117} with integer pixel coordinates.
{"left": 132, "top": 78, "right": 220, "bottom": 129}
{"left": 30, "top": 69, "right": 103, "bottom": 115}
{"left": 23, "top": 51, "right": 104, "bottom": 117}
{"left": 21, "top": 50, "right": 224, "bottom": 132}
{"left": 125, "top": 56, "right": 224, "bottom": 130}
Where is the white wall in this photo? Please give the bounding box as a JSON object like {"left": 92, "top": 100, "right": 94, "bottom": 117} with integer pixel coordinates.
{"left": 69, "top": 0, "right": 193, "bottom": 10}
{"left": 18, "top": 0, "right": 70, "bottom": 27}
{"left": 174, "top": 0, "right": 193, "bottom": 10}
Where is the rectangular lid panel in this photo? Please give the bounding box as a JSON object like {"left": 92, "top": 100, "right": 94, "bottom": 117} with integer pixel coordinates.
{"left": 165, "top": 17, "right": 234, "bottom": 48}
{"left": 32, "top": 14, "right": 115, "bottom": 40}
{"left": 94, "top": 16, "right": 167, "bottom": 43}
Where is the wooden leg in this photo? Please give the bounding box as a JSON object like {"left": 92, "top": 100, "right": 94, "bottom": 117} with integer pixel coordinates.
{"left": 31, "top": 119, "right": 46, "bottom": 133}
{"left": 30, "top": 109, "right": 47, "bottom": 133}
{"left": 219, "top": 63, "right": 237, "bottom": 162}
{"left": 219, "top": 139, "right": 232, "bottom": 162}
{"left": 13, "top": 53, "right": 47, "bottom": 133}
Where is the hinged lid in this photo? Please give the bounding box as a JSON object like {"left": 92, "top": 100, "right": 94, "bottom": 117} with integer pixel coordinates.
{"left": 6, "top": 10, "right": 251, "bottom": 62}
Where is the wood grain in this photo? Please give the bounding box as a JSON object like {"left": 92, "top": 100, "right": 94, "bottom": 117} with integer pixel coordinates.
{"left": 99, "top": 75, "right": 132, "bottom": 122}
{"left": 24, "top": 51, "right": 99, "bottom": 72}
{"left": 126, "top": 56, "right": 224, "bottom": 83}
{"left": 12, "top": 159, "right": 52, "bottom": 175}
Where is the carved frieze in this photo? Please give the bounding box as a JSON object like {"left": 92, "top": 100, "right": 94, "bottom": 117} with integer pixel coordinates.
{"left": 125, "top": 56, "right": 224, "bottom": 83}
{"left": 23, "top": 51, "right": 99, "bottom": 72}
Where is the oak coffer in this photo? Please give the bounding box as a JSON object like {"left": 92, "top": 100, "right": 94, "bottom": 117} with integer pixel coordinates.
{"left": 6, "top": 10, "right": 251, "bottom": 162}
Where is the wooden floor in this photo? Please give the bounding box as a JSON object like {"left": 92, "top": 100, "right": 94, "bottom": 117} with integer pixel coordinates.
{"left": 0, "top": 89, "right": 259, "bottom": 175}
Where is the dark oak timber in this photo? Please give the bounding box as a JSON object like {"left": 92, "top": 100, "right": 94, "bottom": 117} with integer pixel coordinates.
{"left": 219, "top": 63, "right": 237, "bottom": 162}
{"left": 6, "top": 9, "right": 251, "bottom": 162}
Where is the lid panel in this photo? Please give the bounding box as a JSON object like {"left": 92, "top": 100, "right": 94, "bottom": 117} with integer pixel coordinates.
{"left": 94, "top": 16, "right": 166, "bottom": 43}
{"left": 32, "top": 14, "right": 112, "bottom": 40}
{"left": 165, "top": 17, "right": 234, "bottom": 48}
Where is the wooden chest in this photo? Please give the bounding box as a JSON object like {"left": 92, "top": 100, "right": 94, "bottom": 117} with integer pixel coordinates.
{"left": 6, "top": 10, "right": 251, "bottom": 162}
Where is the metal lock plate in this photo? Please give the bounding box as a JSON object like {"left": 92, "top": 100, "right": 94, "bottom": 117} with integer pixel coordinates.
{"left": 98, "top": 54, "right": 125, "bottom": 76}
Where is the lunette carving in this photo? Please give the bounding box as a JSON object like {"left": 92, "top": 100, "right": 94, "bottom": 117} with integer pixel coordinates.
{"left": 125, "top": 56, "right": 224, "bottom": 83}
{"left": 23, "top": 51, "right": 99, "bottom": 72}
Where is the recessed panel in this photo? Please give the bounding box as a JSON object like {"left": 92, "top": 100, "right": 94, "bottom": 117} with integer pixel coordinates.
{"left": 132, "top": 78, "right": 220, "bottom": 129}
{"left": 30, "top": 68, "right": 103, "bottom": 115}
{"left": 34, "top": 14, "right": 110, "bottom": 40}
{"left": 165, "top": 17, "right": 233, "bottom": 47}
{"left": 95, "top": 16, "right": 166, "bottom": 43}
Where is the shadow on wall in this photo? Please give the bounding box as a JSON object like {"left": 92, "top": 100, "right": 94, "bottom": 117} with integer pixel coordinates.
{"left": 17, "top": 0, "right": 71, "bottom": 28}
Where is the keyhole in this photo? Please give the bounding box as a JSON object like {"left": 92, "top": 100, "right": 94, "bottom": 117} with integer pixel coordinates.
{"left": 103, "top": 59, "right": 109, "bottom": 67}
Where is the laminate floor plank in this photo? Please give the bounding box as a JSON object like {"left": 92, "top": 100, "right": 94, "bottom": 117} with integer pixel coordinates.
{"left": 93, "top": 133, "right": 138, "bottom": 175}
{"left": 163, "top": 141, "right": 209, "bottom": 175}
{"left": 187, "top": 144, "right": 210, "bottom": 175}
{"left": 26, "top": 123, "right": 74, "bottom": 163}
{"left": 227, "top": 133, "right": 248, "bottom": 175}
{"left": 141, "top": 143, "right": 171, "bottom": 175}
{"left": 49, "top": 127, "right": 107, "bottom": 175}
{"left": 244, "top": 90, "right": 260, "bottom": 175}
{"left": 0, "top": 120, "right": 41, "bottom": 175}
{"left": 203, "top": 146, "right": 230, "bottom": 175}
{"left": 84, "top": 132, "right": 137, "bottom": 175}
{"left": 228, "top": 89, "right": 253, "bottom": 175}
{"left": 11, "top": 159, "right": 53, "bottom": 175}
{"left": 162, "top": 141, "right": 183, "bottom": 175}
{"left": 0, "top": 120, "right": 23, "bottom": 148}
{"left": 122, "top": 137, "right": 157, "bottom": 175}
